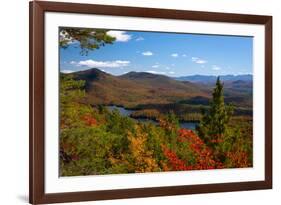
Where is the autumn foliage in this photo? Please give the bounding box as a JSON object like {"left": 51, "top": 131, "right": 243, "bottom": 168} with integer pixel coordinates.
{"left": 81, "top": 114, "right": 97, "bottom": 126}
{"left": 59, "top": 75, "right": 253, "bottom": 176}
{"left": 162, "top": 129, "right": 224, "bottom": 171}
{"left": 127, "top": 126, "right": 159, "bottom": 172}
{"left": 226, "top": 151, "right": 251, "bottom": 168}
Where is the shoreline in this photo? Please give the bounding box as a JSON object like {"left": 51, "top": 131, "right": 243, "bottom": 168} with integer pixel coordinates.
{"left": 92, "top": 104, "right": 201, "bottom": 123}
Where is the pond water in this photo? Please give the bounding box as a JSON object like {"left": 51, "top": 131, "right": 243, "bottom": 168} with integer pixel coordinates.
{"left": 106, "top": 105, "right": 198, "bottom": 130}
{"left": 107, "top": 105, "right": 134, "bottom": 116}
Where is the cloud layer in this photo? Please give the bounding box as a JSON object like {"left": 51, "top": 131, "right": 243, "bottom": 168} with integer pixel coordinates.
{"left": 152, "top": 64, "right": 160, "bottom": 68}
{"left": 145, "top": 70, "right": 166, "bottom": 75}
{"left": 191, "top": 57, "right": 207, "bottom": 64}
{"left": 142, "top": 51, "right": 153, "bottom": 56}
{"left": 107, "top": 31, "right": 131, "bottom": 42}
{"left": 61, "top": 70, "right": 74, "bottom": 74}
{"left": 171, "top": 53, "right": 179, "bottom": 58}
{"left": 72, "top": 60, "right": 130, "bottom": 68}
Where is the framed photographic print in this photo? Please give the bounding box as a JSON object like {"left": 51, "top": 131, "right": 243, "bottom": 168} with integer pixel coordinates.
{"left": 29, "top": 1, "right": 272, "bottom": 204}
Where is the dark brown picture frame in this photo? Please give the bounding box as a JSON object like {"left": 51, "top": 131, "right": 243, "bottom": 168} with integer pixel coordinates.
{"left": 29, "top": 1, "right": 272, "bottom": 204}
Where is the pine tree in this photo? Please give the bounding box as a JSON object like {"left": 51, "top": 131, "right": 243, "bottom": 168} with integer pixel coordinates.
{"left": 59, "top": 28, "right": 116, "bottom": 55}
{"left": 196, "top": 77, "right": 233, "bottom": 146}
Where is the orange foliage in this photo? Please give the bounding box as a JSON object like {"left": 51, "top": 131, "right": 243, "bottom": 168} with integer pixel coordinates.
{"left": 127, "top": 126, "right": 159, "bottom": 172}
{"left": 81, "top": 114, "right": 97, "bottom": 126}
{"left": 226, "top": 151, "right": 251, "bottom": 168}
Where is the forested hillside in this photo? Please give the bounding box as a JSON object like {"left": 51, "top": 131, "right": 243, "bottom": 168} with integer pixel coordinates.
{"left": 59, "top": 74, "right": 253, "bottom": 176}
{"left": 65, "top": 68, "right": 252, "bottom": 122}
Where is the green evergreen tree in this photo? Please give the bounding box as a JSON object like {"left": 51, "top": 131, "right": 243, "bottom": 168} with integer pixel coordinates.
{"left": 59, "top": 28, "right": 116, "bottom": 55}
{"left": 196, "top": 77, "right": 233, "bottom": 146}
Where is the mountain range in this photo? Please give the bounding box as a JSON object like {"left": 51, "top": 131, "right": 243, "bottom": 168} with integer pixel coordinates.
{"left": 64, "top": 68, "right": 252, "bottom": 109}
{"left": 68, "top": 68, "right": 209, "bottom": 108}
{"left": 174, "top": 74, "right": 252, "bottom": 83}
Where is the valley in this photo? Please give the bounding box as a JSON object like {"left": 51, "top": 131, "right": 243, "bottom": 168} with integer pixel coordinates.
{"left": 65, "top": 68, "right": 253, "bottom": 122}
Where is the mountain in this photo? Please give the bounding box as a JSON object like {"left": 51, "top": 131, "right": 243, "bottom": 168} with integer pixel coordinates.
{"left": 121, "top": 71, "right": 169, "bottom": 80}
{"left": 120, "top": 71, "right": 207, "bottom": 94}
{"left": 174, "top": 74, "right": 253, "bottom": 83}
{"left": 69, "top": 68, "right": 209, "bottom": 108}
{"left": 62, "top": 68, "right": 253, "bottom": 118}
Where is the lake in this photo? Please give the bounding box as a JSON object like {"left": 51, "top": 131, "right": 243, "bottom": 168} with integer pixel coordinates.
{"left": 106, "top": 105, "right": 198, "bottom": 130}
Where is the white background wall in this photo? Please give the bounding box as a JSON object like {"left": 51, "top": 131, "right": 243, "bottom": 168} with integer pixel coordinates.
{"left": 0, "top": 0, "right": 279, "bottom": 204}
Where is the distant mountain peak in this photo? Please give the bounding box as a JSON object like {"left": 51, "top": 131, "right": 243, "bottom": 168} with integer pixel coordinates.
{"left": 73, "top": 68, "right": 109, "bottom": 81}
{"left": 75, "top": 68, "right": 106, "bottom": 75}
{"left": 121, "top": 71, "right": 169, "bottom": 80}
{"left": 174, "top": 74, "right": 253, "bottom": 83}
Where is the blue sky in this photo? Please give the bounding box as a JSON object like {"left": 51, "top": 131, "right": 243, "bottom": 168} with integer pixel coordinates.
{"left": 60, "top": 30, "right": 253, "bottom": 77}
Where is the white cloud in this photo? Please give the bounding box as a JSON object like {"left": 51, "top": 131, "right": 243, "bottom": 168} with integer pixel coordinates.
{"left": 72, "top": 59, "right": 130, "bottom": 68}
{"left": 107, "top": 31, "right": 131, "bottom": 42}
{"left": 212, "top": 65, "right": 221, "bottom": 71}
{"left": 61, "top": 70, "right": 74, "bottom": 73}
{"left": 115, "top": 60, "right": 130, "bottom": 64}
{"left": 146, "top": 70, "right": 166, "bottom": 75}
{"left": 152, "top": 64, "right": 160, "bottom": 68}
{"left": 191, "top": 57, "right": 207, "bottom": 64}
{"left": 196, "top": 60, "right": 207, "bottom": 64}
{"left": 165, "top": 67, "right": 170, "bottom": 70}
{"left": 136, "top": 37, "right": 144, "bottom": 41}
{"left": 169, "top": 71, "right": 175, "bottom": 74}
{"left": 182, "top": 54, "right": 187, "bottom": 57}
{"left": 142, "top": 51, "right": 153, "bottom": 56}
{"left": 171, "top": 53, "right": 179, "bottom": 58}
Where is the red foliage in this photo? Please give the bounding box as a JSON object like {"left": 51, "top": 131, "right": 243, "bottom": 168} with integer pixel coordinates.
{"left": 162, "top": 128, "right": 224, "bottom": 171}
{"left": 81, "top": 114, "right": 97, "bottom": 126}
{"left": 162, "top": 146, "right": 192, "bottom": 170}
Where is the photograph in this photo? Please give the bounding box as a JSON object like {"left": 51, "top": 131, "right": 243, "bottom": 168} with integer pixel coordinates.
{"left": 28, "top": 1, "right": 273, "bottom": 204}
{"left": 59, "top": 27, "right": 253, "bottom": 176}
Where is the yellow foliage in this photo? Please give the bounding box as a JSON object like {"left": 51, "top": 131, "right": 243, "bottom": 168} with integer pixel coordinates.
{"left": 127, "top": 126, "right": 159, "bottom": 173}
